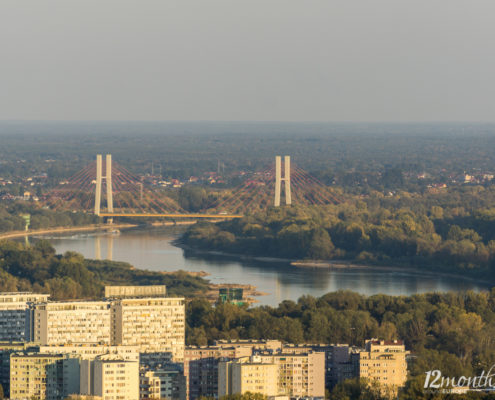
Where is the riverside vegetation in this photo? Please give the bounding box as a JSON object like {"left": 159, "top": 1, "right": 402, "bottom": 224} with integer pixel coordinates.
{"left": 0, "top": 203, "right": 98, "bottom": 233}
{"left": 183, "top": 186, "right": 495, "bottom": 281}
{"left": 0, "top": 240, "right": 209, "bottom": 299}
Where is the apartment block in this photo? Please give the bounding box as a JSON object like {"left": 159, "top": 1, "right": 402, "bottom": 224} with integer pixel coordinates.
{"left": 32, "top": 301, "right": 111, "bottom": 345}
{"left": 111, "top": 297, "right": 185, "bottom": 360}
{"left": 357, "top": 339, "right": 409, "bottom": 397}
{"left": 0, "top": 292, "right": 49, "bottom": 341}
{"left": 185, "top": 340, "right": 281, "bottom": 400}
{"left": 87, "top": 354, "right": 139, "bottom": 400}
{"left": 9, "top": 353, "right": 79, "bottom": 400}
{"left": 0, "top": 342, "right": 32, "bottom": 398}
{"left": 140, "top": 367, "right": 186, "bottom": 400}
{"left": 218, "top": 352, "right": 325, "bottom": 399}
{"left": 257, "top": 352, "right": 325, "bottom": 398}
{"left": 218, "top": 358, "right": 279, "bottom": 398}
{"left": 282, "top": 343, "right": 356, "bottom": 388}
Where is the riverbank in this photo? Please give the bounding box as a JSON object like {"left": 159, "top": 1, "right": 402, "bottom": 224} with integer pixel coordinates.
{"left": 179, "top": 242, "right": 493, "bottom": 287}
{"left": 0, "top": 223, "right": 137, "bottom": 240}
{"left": 150, "top": 220, "right": 198, "bottom": 227}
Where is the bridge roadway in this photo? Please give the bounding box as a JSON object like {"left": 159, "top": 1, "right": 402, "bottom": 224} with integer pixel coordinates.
{"left": 98, "top": 212, "right": 243, "bottom": 219}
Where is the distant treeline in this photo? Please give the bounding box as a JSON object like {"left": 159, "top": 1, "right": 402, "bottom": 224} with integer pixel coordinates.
{"left": 2, "top": 122, "right": 495, "bottom": 193}
{"left": 0, "top": 203, "right": 98, "bottom": 233}
{"left": 183, "top": 186, "right": 495, "bottom": 280}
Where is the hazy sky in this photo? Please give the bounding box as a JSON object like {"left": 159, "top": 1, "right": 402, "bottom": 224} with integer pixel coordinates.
{"left": 1, "top": 1, "right": 494, "bottom": 122}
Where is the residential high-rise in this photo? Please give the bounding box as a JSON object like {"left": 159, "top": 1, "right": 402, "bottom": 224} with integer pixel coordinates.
{"left": 111, "top": 297, "right": 185, "bottom": 360}
{"left": 218, "top": 352, "right": 325, "bottom": 399}
{"left": 357, "top": 339, "right": 409, "bottom": 398}
{"left": 257, "top": 352, "right": 325, "bottom": 398}
{"left": 185, "top": 345, "right": 252, "bottom": 400}
{"left": 32, "top": 301, "right": 111, "bottom": 345}
{"left": 282, "top": 343, "right": 356, "bottom": 388}
{"left": 140, "top": 367, "right": 186, "bottom": 400}
{"left": 83, "top": 354, "right": 139, "bottom": 400}
{"left": 0, "top": 342, "right": 32, "bottom": 398}
{"left": 0, "top": 292, "right": 49, "bottom": 341}
{"left": 184, "top": 340, "right": 281, "bottom": 400}
{"left": 218, "top": 358, "right": 279, "bottom": 398}
{"left": 9, "top": 353, "right": 79, "bottom": 400}
{"left": 27, "top": 287, "right": 185, "bottom": 362}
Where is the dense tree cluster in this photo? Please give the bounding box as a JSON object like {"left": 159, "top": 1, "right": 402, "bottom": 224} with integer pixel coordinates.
{"left": 183, "top": 187, "right": 495, "bottom": 279}
{"left": 0, "top": 203, "right": 97, "bottom": 233}
{"left": 0, "top": 240, "right": 209, "bottom": 299}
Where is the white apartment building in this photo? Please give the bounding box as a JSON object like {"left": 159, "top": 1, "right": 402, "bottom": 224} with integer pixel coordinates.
{"left": 0, "top": 292, "right": 49, "bottom": 341}
{"left": 32, "top": 301, "right": 111, "bottom": 345}
{"left": 111, "top": 297, "right": 185, "bottom": 360}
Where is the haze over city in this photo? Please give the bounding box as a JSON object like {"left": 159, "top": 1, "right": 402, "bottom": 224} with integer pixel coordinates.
{"left": 1, "top": 0, "right": 495, "bottom": 122}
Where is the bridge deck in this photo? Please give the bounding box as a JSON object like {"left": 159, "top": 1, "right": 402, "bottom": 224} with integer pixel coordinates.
{"left": 98, "top": 213, "right": 243, "bottom": 219}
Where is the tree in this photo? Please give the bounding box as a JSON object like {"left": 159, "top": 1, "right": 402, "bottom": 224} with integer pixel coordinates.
{"left": 179, "top": 186, "right": 208, "bottom": 211}
{"left": 307, "top": 228, "right": 334, "bottom": 259}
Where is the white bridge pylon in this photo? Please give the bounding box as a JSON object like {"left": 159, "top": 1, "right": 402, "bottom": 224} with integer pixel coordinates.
{"left": 274, "top": 155, "right": 292, "bottom": 207}
{"left": 94, "top": 154, "right": 114, "bottom": 217}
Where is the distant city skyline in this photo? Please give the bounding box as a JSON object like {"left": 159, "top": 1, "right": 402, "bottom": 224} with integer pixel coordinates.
{"left": 1, "top": 0, "right": 494, "bottom": 122}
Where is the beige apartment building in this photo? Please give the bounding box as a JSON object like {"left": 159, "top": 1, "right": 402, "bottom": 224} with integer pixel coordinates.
{"left": 82, "top": 354, "right": 139, "bottom": 400}
{"left": 111, "top": 297, "right": 185, "bottom": 360}
{"left": 32, "top": 301, "right": 111, "bottom": 345}
{"left": 185, "top": 340, "right": 282, "bottom": 400}
{"left": 357, "top": 339, "right": 409, "bottom": 397}
{"left": 0, "top": 292, "right": 49, "bottom": 341}
{"left": 219, "top": 352, "right": 325, "bottom": 399}
{"left": 258, "top": 352, "right": 325, "bottom": 398}
{"left": 219, "top": 358, "right": 279, "bottom": 398}
{"left": 26, "top": 286, "right": 185, "bottom": 361}
{"left": 185, "top": 344, "right": 255, "bottom": 400}
{"left": 9, "top": 353, "right": 80, "bottom": 400}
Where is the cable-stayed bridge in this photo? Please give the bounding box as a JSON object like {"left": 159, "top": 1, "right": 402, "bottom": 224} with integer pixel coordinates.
{"left": 42, "top": 155, "right": 341, "bottom": 220}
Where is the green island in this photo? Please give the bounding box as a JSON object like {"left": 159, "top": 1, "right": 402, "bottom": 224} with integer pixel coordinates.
{"left": 183, "top": 186, "right": 495, "bottom": 281}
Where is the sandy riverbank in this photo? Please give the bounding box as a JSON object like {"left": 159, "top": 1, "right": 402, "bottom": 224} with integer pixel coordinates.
{"left": 0, "top": 223, "right": 137, "bottom": 241}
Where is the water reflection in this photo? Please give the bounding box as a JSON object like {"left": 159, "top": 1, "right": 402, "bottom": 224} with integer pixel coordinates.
{"left": 29, "top": 226, "right": 491, "bottom": 306}
{"left": 94, "top": 234, "right": 114, "bottom": 260}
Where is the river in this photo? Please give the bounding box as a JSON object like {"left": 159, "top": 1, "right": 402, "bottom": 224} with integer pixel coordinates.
{"left": 29, "top": 226, "right": 491, "bottom": 306}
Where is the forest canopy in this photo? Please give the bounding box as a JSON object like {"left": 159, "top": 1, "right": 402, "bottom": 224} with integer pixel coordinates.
{"left": 183, "top": 186, "right": 495, "bottom": 281}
